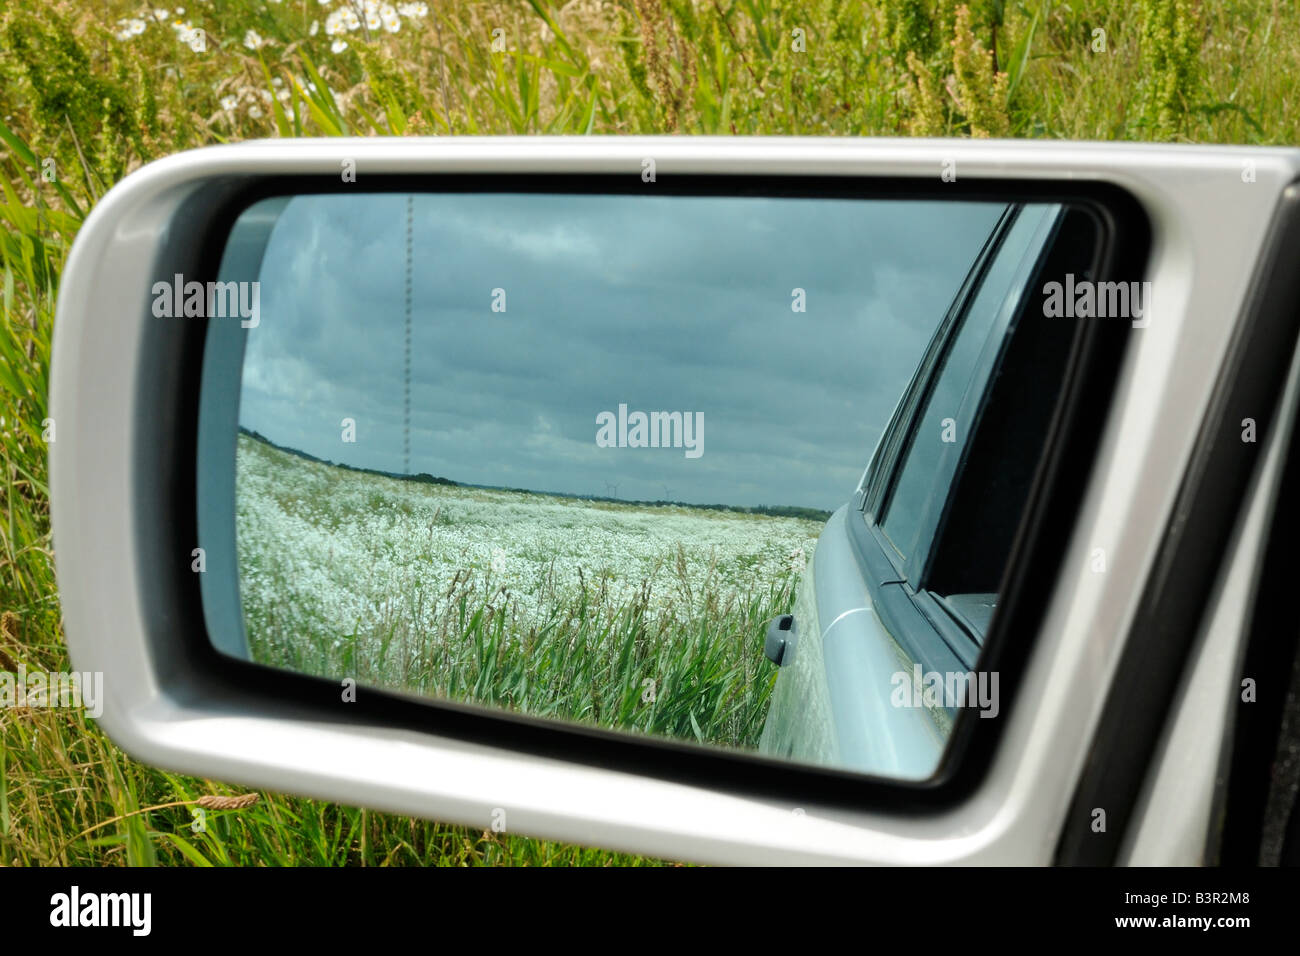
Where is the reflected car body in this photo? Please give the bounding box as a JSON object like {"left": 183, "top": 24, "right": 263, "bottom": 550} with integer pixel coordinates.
{"left": 760, "top": 202, "right": 1084, "bottom": 778}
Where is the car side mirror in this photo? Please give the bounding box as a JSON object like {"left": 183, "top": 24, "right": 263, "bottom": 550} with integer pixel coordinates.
{"left": 49, "top": 136, "right": 1294, "bottom": 864}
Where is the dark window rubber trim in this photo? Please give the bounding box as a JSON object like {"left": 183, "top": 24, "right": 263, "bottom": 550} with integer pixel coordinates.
{"left": 912, "top": 589, "right": 981, "bottom": 664}
{"left": 1055, "top": 181, "right": 1300, "bottom": 866}
{"left": 928, "top": 591, "right": 991, "bottom": 646}
{"left": 143, "top": 173, "right": 1145, "bottom": 818}
{"left": 1217, "top": 296, "right": 1300, "bottom": 866}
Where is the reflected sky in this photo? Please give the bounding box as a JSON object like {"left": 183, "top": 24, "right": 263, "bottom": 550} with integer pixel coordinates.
{"left": 235, "top": 192, "right": 1004, "bottom": 511}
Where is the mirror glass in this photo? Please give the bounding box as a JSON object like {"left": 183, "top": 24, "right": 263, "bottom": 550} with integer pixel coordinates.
{"left": 202, "top": 186, "right": 1099, "bottom": 781}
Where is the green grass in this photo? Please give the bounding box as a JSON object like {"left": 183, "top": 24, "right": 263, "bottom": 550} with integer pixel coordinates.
{"left": 253, "top": 575, "right": 789, "bottom": 751}
{"left": 1, "top": 0, "right": 1298, "bottom": 866}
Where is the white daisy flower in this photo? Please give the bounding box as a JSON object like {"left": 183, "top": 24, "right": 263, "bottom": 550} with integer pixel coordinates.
{"left": 174, "top": 23, "right": 204, "bottom": 50}
{"left": 243, "top": 29, "right": 264, "bottom": 50}
{"left": 331, "top": 38, "right": 348, "bottom": 53}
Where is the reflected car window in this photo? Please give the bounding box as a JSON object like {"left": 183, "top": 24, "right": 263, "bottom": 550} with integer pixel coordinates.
{"left": 880, "top": 205, "right": 1057, "bottom": 573}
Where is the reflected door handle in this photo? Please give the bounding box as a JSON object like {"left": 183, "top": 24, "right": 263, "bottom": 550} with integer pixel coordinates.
{"left": 764, "top": 614, "right": 796, "bottom": 666}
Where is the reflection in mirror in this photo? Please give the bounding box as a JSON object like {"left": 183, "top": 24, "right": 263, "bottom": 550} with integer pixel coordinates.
{"left": 202, "top": 188, "right": 1099, "bottom": 781}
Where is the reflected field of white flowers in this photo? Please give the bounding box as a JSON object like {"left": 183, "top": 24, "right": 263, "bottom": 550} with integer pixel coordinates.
{"left": 234, "top": 432, "right": 819, "bottom": 746}
{"left": 236, "top": 432, "right": 819, "bottom": 647}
